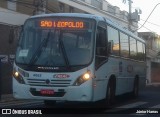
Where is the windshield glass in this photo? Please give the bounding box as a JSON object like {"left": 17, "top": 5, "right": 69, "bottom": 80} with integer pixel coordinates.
{"left": 15, "top": 17, "right": 95, "bottom": 68}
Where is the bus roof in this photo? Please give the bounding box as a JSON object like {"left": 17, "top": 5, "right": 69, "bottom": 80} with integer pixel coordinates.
{"left": 29, "top": 13, "right": 145, "bottom": 43}
{"left": 30, "top": 13, "right": 104, "bottom": 20}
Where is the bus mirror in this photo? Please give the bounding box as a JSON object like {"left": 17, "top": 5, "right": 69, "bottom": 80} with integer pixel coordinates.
{"left": 108, "top": 40, "right": 113, "bottom": 54}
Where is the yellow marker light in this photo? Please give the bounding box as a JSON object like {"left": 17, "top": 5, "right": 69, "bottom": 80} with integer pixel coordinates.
{"left": 83, "top": 73, "right": 90, "bottom": 80}
{"left": 14, "top": 72, "right": 19, "bottom": 78}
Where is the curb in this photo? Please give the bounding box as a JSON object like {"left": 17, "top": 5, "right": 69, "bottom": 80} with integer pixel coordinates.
{"left": 146, "top": 83, "right": 160, "bottom": 86}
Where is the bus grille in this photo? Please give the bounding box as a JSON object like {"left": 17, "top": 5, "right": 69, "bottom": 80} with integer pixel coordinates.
{"left": 26, "top": 79, "right": 72, "bottom": 87}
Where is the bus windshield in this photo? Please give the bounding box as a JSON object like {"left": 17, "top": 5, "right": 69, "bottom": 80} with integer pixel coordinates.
{"left": 15, "top": 17, "right": 95, "bottom": 69}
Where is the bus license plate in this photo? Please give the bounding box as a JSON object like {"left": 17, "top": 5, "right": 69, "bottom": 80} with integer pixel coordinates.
{"left": 40, "top": 89, "right": 54, "bottom": 95}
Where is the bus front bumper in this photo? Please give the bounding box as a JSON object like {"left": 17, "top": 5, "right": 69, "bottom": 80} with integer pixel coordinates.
{"left": 13, "top": 79, "right": 93, "bottom": 102}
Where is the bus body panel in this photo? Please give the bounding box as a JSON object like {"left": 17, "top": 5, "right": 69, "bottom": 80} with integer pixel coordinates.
{"left": 93, "top": 56, "right": 146, "bottom": 101}
{"left": 13, "top": 13, "right": 146, "bottom": 103}
{"left": 13, "top": 78, "right": 93, "bottom": 101}
{"left": 13, "top": 64, "right": 94, "bottom": 102}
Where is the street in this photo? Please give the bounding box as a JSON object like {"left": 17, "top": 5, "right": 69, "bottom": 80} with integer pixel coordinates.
{"left": 1, "top": 84, "right": 160, "bottom": 116}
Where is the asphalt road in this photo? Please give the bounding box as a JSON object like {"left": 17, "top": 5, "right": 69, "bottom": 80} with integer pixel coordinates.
{"left": 1, "top": 84, "right": 160, "bottom": 117}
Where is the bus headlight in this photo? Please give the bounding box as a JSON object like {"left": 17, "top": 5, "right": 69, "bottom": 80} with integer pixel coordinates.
{"left": 73, "top": 72, "right": 91, "bottom": 86}
{"left": 13, "top": 68, "right": 25, "bottom": 84}
{"left": 14, "top": 72, "right": 19, "bottom": 77}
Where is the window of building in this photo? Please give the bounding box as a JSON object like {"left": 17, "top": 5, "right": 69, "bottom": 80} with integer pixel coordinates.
{"left": 69, "top": 6, "right": 74, "bottom": 13}
{"left": 7, "top": 0, "right": 16, "bottom": 11}
{"left": 59, "top": 3, "right": 64, "bottom": 12}
{"left": 120, "top": 32, "right": 129, "bottom": 58}
{"left": 130, "top": 37, "right": 137, "bottom": 60}
{"left": 107, "top": 26, "right": 119, "bottom": 56}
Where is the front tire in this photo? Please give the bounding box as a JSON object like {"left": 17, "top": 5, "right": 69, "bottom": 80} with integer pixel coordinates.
{"left": 106, "top": 80, "right": 115, "bottom": 106}
{"left": 100, "top": 79, "right": 116, "bottom": 108}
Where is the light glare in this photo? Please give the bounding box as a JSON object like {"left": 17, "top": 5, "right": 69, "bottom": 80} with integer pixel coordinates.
{"left": 83, "top": 73, "right": 90, "bottom": 80}
{"left": 14, "top": 72, "right": 19, "bottom": 77}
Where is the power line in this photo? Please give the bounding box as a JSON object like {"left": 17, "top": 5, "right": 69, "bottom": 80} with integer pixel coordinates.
{"left": 134, "top": 3, "right": 160, "bottom": 32}
{"left": 138, "top": 22, "right": 154, "bottom": 32}
{"left": 140, "top": 19, "right": 160, "bottom": 27}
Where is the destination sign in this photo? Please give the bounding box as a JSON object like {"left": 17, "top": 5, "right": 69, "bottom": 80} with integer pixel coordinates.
{"left": 40, "top": 20, "right": 84, "bottom": 28}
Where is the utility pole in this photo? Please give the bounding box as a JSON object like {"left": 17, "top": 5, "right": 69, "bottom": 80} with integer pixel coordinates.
{"left": 128, "top": 0, "right": 133, "bottom": 31}
{"left": 122, "top": 0, "right": 133, "bottom": 31}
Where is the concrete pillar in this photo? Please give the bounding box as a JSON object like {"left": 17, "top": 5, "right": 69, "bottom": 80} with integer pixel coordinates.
{"left": 7, "top": 0, "right": 16, "bottom": 11}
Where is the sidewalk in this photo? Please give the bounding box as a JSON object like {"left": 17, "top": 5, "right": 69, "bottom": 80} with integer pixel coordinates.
{"left": 146, "top": 82, "right": 160, "bottom": 86}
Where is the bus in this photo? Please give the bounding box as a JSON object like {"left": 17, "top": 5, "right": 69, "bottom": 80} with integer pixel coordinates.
{"left": 12, "top": 13, "right": 146, "bottom": 107}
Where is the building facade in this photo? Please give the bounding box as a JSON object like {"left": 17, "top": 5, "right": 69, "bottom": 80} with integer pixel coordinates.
{"left": 138, "top": 32, "right": 160, "bottom": 83}
{"left": 0, "top": 0, "right": 139, "bottom": 31}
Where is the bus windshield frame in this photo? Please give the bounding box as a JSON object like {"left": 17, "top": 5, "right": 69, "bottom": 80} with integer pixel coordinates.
{"left": 15, "top": 17, "right": 96, "bottom": 72}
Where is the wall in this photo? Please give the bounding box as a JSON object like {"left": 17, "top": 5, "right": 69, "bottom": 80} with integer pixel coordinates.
{"left": 151, "top": 62, "right": 160, "bottom": 83}
{"left": 0, "top": 24, "right": 19, "bottom": 94}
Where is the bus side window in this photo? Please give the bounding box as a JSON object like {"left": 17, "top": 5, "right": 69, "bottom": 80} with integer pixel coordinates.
{"left": 95, "top": 26, "right": 107, "bottom": 68}
{"left": 96, "top": 26, "right": 107, "bottom": 56}
{"left": 107, "top": 26, "right": 119, "bottom": 56}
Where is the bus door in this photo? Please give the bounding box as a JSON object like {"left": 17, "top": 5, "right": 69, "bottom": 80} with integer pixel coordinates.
{"left": 93, "top": 21, "right": 108, "bottom": 101}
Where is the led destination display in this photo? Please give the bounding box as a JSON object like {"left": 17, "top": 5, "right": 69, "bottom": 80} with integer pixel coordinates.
{"left": 40, "top": 20, "right": 84, "bottom": 28}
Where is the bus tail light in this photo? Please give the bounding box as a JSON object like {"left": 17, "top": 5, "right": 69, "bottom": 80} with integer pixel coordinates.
{"left": 73, "top": 72, "right": 91, "bottom": 86}
{"left": 13, "top": 68, "right": 25, "bottom": 84}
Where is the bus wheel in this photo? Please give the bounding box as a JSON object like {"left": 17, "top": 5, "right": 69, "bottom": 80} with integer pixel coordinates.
{"left": 132, "top": 78, "right": 139, "bottom": 98}
{"left": 105, "top": 80, "right": 115, "bottom": 107}
{"left": 44, "top": 100, "right": 56, "bottom": 106}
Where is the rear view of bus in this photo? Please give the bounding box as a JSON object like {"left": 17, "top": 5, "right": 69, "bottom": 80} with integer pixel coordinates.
{"left": 12, "top": 14, "right": 96, "bottom": 104}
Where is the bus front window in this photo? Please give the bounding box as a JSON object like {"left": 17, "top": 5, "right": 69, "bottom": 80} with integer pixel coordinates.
{"left": 15, "top": 18, "right": 95, "bottom": 71}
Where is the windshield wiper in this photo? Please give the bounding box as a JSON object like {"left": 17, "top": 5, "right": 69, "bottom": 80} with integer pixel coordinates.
{"left": 27, "top": 30, "right": 51, "bottom": 67}
{"left": 58, "top": 31, "right": 71, "bottom": 70}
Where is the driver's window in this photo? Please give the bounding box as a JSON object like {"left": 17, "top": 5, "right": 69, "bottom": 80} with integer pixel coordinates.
{"left": 95, "top": 22, "right": 107, "bottom": 68}
{"left": 96, "top": 26, "right": 107, "bottom": 56}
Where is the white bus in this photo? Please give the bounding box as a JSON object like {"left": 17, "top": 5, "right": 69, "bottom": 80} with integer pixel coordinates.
{"left": 13, "top": 13, "right": 146, "bottom": 107}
